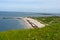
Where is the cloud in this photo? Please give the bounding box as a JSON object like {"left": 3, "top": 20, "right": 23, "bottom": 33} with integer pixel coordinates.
{"left": 0, "top": 0, "right": 60, "bottom": 13}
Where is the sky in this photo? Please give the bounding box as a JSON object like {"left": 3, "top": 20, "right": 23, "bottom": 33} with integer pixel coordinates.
{"left": 0, "top": 0, "right": 60, "bottom": 13}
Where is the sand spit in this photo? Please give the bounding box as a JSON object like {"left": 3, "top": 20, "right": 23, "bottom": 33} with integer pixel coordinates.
{"left": 16, "top": 17, "right": 45, "bottom": 28}
{"left": 23, "top": 17, "right": 45, "bottom": 28}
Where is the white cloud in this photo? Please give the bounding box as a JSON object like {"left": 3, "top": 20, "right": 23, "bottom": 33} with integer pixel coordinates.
{"left": 0, "top": 0, "right": 60, "bottom": 13}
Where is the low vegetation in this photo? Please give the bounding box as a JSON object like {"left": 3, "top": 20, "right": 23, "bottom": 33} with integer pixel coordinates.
{"left": 0, "top": 16, "right": 60, "bottom": 40}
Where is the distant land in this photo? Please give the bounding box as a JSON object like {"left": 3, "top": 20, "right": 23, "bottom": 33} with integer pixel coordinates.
{"left": 0, "top": 11, "right": 60, "bottom": 15}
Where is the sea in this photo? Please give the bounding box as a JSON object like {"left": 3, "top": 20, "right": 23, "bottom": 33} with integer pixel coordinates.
{"left": 0, "top": 12, "right": 60, "bottom": 31}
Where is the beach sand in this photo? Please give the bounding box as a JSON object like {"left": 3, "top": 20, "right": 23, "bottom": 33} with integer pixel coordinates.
{"left": 16, "top": 17, "right": 45, "bottom": 29}
{"left": 23, "top": 17, "right": 45, "bottom": 28}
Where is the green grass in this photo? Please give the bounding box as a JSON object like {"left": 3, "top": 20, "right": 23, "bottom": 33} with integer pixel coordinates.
{"left": 0, "top": 16, "right": 60, "bottom": 40}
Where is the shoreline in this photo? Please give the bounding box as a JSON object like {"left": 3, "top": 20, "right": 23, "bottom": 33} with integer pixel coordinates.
{"left": 16, "top": 17, "right": 33, "bottom": 29}
{"left": 21, "top": 17, "right": 33, "bottom": 29}
{"left": 16, "top": 17, "right": 45, "bottom": 29}
{"left": 24, "top": 17, "right": 45, "bottom": 28}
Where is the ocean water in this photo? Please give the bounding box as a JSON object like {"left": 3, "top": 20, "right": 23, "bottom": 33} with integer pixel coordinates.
{"left": 0, "top": 19, "right": 28, "bottom": 31}
{"left": 0, "top": 12, "right": 60, "bottom": 31}
{"left": 0, "top": 12, "right": 29, "bottom": 31}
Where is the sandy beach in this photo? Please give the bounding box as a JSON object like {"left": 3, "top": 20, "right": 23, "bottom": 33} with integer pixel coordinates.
{"left": 22, "top": 17, "right": 33, "bottom": 29}
{"left": 16, "top": 17, "right": 45, "bottom": 29}
{"left": 22, "top": 17, "right": 45, "bottom": 28}
{"left": 16, "top": 17, "right": 33, "bottom": 29}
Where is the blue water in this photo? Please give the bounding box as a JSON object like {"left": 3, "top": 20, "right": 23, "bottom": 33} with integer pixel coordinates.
{"left": 0, "top": 19, "right": 28, "bottom": 31}
{"left": 0, "top": 12, "right": 60, "bottom": 31}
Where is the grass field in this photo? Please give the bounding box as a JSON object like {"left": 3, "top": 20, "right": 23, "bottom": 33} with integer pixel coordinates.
{"left": 0, "top": 16, "right": 60, "bottom": 40}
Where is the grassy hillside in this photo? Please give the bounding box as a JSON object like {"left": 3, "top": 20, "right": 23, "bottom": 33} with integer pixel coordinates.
{"left": 0, "top": 16, "right": 60, "bottom": 40}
